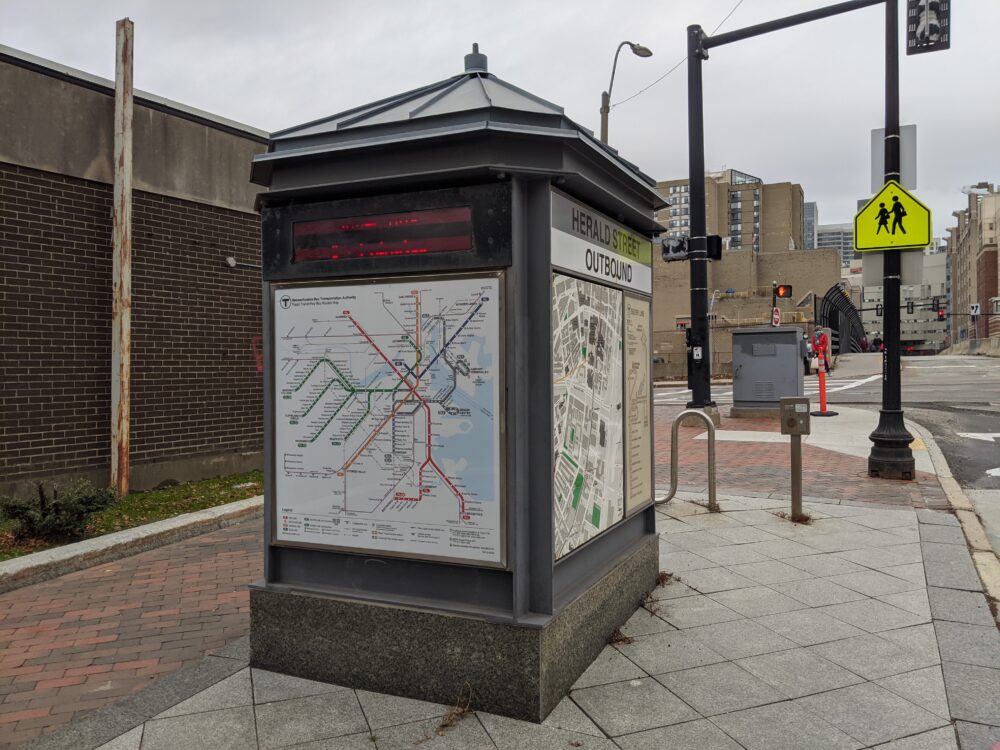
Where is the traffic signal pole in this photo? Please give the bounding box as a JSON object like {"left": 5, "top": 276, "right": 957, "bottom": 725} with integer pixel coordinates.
{"left": 683, "top": 0, "right": 883, "bottom": 422}
{"left": 868, "top": 0, "right": 916, "bottom": 479}
{"left": 686, "top": 25, "right": 715, "bottom": 415}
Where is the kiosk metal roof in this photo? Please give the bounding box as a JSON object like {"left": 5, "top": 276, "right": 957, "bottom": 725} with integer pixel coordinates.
{"left": 250, "top": 46, "right": 664, "bottom": 224}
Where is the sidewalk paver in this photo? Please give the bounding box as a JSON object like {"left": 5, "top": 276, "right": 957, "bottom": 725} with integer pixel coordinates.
{"left": 0, "top": 520, "right": 260, "bottom": 749}
{"left": 655, "top": 403, "right": 949, "bottom": 511}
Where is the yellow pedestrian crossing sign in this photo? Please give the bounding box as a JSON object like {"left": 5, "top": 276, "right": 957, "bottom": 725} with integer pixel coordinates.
{"left": 855, "top": 180, "right": 931, "bottom": 252}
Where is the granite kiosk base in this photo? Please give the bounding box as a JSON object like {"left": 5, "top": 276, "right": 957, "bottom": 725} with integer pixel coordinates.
{"left": 249, "top": 535, "right": 658, "bottom": 722}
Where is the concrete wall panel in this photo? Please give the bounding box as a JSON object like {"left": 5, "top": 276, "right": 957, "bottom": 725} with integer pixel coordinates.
{"left": 0, "top": 56, "right": 265, "bottom": 212}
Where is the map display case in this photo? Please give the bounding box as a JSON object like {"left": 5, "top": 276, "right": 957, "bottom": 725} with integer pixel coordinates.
{"left": 272, "top": 273, "right": 505, "bottom": 565}
{"left": 248, "top": 47, "right": 664, "bottom": 723}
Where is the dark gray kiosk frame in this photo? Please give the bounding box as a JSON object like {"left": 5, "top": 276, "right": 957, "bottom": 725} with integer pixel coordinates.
{"left": 249, "top": 47, "right": 665, "bottom": 721}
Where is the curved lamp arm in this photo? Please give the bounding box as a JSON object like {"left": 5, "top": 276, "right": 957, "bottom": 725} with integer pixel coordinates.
{"left": 600, "top": 41, "right": 651, "bottom": 144}
{"left": 606, "top": 41, "right": 631, "bottom": 100}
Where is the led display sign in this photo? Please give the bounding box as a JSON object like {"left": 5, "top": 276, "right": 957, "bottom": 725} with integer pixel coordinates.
{"left": 293, "top": 207, "right": 473, "bottom": 262}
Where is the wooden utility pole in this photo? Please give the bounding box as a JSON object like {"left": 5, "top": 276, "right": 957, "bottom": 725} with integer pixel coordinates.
{"left": 111, "top": 18, "right": 134, "bottom": 497}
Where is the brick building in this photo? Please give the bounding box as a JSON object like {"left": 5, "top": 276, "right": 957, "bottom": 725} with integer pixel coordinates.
{"left": 0, "top": 45, "right": 268, "bottom": 495}
{"left": 945, "top": 184, "right": 999, "bottom": 341}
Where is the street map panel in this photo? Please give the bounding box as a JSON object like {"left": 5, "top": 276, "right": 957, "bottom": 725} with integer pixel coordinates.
{"left": 273, "top": 276, "right": 502, "bottom": 564}
{"left": 552, "top": 273, "right": 624, "bottom": 559}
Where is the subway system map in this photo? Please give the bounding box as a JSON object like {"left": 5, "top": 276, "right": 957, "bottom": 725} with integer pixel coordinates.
{"left": 273, "top": 276, "right": 502, "bottom": 564}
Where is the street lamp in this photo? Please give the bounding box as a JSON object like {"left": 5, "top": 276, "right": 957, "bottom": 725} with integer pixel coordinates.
{"left": 600, "top": 41, "right": 652, "bottom": 144}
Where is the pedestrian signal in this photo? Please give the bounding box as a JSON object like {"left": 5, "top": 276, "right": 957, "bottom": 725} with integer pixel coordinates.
{"left": 660, "top": 237, "right": 689, "bottom": 263}
{"left": 775, "top": 285, "right": 793, "bottom": 299}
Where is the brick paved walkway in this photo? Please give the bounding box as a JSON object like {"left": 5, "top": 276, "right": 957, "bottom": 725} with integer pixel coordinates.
{"left": 0, "top": 521, "right": 261, "bottom": 749}
{"left": 654, "top": 404, "right": 948, "bottom": 510}
{"left": 0, "top": 407, "right": 949, "bottom": 748}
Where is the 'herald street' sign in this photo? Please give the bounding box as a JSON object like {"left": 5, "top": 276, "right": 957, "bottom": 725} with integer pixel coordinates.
{"left": 550, "top": 191, "right": 652, "bottom": 294}
{"left": 855, "top": 180, "right": 932, "bottom": 252}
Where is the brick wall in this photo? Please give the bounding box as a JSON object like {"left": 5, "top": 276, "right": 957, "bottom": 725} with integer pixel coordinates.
{"left": 1, "top": 162, "right": 262, "bottom": 489}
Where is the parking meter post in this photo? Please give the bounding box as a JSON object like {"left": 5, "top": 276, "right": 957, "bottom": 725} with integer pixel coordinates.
{"left": 780, "top": 397, "right": 810, "bottom": 521}
{"left": 791, "top": 434, "right": 802, "bottom": 520}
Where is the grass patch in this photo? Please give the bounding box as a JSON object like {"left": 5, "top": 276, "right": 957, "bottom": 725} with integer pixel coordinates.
{"left": 0, "top": 470, "right": 263, "bottom": 562}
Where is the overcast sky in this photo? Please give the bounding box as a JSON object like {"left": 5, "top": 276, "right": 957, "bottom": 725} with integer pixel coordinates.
{"left": 2, "top": 0, "right": 997, "bottom": 233}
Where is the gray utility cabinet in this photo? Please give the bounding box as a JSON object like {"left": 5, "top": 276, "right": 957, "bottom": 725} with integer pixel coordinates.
{"left": 247, "top": 46, "right": 664, "bottom": 722}
{"left": 732, "top": 326, "right": 804, "bottom": 410}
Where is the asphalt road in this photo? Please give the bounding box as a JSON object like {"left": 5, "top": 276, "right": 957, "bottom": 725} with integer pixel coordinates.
{"left": 828, "top": 354, "right": 1000, "bottom": 491}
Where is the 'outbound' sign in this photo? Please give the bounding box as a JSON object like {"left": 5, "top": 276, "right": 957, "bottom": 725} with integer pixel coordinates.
{"left": 550, "top": 191, "right": 652, "bottom": 294}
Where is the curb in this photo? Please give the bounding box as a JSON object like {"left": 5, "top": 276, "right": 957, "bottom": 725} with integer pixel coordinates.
{"left": 0, "top": 496, "right": 263, "bottom": 594}
{"left": 907, "top": 420, "right": 1000, "bottom": 610}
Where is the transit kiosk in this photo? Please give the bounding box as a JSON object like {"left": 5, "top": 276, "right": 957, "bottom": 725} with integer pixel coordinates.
{"left": 248, "top": 47, "right": 663, "bottom": 721}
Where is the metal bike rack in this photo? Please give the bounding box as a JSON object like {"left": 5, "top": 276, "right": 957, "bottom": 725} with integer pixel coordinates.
{"left": 655, "top": 409, "right": 718, "bottom": 512}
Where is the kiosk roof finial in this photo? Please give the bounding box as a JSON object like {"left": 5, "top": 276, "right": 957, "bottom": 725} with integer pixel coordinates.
{"left": 464, "top": 43, "right": 487, "bottom": 74}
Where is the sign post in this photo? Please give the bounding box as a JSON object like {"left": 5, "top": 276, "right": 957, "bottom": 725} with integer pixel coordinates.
{"left": 863, "top": 0, "right": 917, "bottom": 481}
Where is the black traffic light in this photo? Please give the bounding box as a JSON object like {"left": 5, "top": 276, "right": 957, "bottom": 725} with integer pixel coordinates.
{"left": 661, "top": 236, "right": 689, "bottom": 262}
{"left": 775, "top": 284, "right": 793, "bottom": 299}
{"left": 876, "top": 303, "right": 884, "bottom": 316}
{"left": 906, "top": 300, "right": 914, "bottom": 314}
{"left": 932, "top": 297, "right": 940, "bottom": 312}
{"left": 706, "top": 235, "right": 723, "bottom": 261}
{"left": 937, "top": 310, "right": 946, "bottom": 321}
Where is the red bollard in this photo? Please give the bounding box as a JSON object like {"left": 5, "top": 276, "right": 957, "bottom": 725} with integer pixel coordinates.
{"left": 811, "top": 349, "right": 838, "bottom": 417}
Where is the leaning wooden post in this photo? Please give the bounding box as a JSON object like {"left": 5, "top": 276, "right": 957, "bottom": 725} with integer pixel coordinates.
{"left": 111, "top": 18, "right": 134, "bottom": 497}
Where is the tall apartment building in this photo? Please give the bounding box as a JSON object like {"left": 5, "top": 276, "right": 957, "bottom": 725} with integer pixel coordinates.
{"left": 655, "top": 169, "right": 804, "bottom": 253}
{"left": 946, "top": 183, "right": 1000, "bottom": 341}
{"left": 804, "top": 202, "right": 818, "bottom": 249}
{"left": 816, "top": 223, "right": 856, "bottom": 268}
